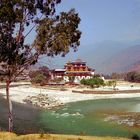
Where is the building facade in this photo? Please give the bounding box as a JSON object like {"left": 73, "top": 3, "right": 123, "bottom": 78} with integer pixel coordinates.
{"left": 64, "top": 59, "right": 95, "bottom": 83}
{"left": 51, "top": 69, "right": 66, "bottom": 79}
{"left": 51, "top": 59, "right": 95, "bottom": 84}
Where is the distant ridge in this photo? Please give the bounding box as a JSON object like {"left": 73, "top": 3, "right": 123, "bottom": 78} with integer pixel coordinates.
{"left": 101, "top": 45, "right": 140, "bottom": 74}
{"left": 35, "top": 40, "right": 140, "bottom": 74}
{"left": 127, "top": 61, "right": 140, "bottom": 72}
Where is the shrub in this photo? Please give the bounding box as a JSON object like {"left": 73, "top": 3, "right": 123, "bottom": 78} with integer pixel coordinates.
{"left": 30, "top": 71, "right": 47, "bottom": 85}
{"left": 125, "top": 71, "right": 140, "bottom": 83}
{"left": 80, "top": 77, "right": 104, "bottom": 88}
{"left": 80, "top": 78, "right": 86, "bottom": 85}
{"left": 52, "top": 77, "right": 63, "bottom": 83}
{"left": 29, "top": 67, "right": 51, "bottom": 85}
{"left": 106, "top": 80, "right": 117, "bottom": 89}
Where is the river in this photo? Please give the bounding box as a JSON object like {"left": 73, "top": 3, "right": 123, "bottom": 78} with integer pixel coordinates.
{"left": 39, "top": 97, "right": 140, "bottom": 138}
{"left": 0, "top": 95, "right": 140, "bottom": 138}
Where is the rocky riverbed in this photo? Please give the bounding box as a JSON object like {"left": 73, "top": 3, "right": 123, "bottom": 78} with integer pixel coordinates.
{"left": 104, "top": 113, "right": 140, "bottom": 128}
{"left": 23, "top": 94, "right": 64, "bottom": 109}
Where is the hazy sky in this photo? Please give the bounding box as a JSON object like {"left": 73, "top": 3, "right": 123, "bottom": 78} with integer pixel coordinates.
{"left": 25, "top": 0, "right": 140, "bottom": 45}
{"left": 25, "top": 0, "right": 140, "bottom": 68}
{"left": 56, "top": 0, "right": 140, "bottom": 45}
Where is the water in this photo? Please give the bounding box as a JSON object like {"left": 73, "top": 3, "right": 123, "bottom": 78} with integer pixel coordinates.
{"left": 132, "top": 103, "right": 140, "bottom": 112}
{"left": 39, "top": 98, "right": 140, "bottom": 138}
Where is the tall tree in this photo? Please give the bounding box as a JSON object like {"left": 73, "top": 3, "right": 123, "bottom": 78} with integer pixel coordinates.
{"left": 0, "top": 0, "right": 81, "bottom": 132}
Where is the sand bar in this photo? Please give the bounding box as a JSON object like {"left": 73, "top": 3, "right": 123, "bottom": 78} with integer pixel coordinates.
{"left": 0, "top": 82, "right": 140, "bottom": 105}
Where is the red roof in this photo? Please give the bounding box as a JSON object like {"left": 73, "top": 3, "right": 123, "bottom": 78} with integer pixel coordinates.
{"left": 71, "top": 59, "right": 86, "bottom": 64}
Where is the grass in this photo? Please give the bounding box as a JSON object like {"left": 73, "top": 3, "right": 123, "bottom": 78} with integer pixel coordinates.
{"left": 0, "top": 132, "right": 131, "bottom": 140}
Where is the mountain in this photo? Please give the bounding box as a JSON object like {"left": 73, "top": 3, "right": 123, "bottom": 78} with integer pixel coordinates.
{"left": 100, "top": 45, "right": 140, "bottom": 74}
{"left": 127, "top": 61, "right": 140, "bottom": 72}
{"left": 78, "top": 40, "right": 140, "bottom": 74}
{"left": 40, "top": 40, "right": 140, "bottom": 74}
{"left": 42, "top": 40, "right": 131, "bottom": 70}
{"left": 80, "top": 40, "right": 132, "bottom": 70}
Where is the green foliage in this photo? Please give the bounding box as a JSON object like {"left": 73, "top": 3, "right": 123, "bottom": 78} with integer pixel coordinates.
{"left": 80, "top": 78, "right": 87, "bottom": 85}
{"left": 0, "top": 0, "right": 81, "bottom": 82}
{"left": 0, "top": 0, "right": 61, "bottom": 66}
{"left": 80, "top": 77, "right": 104, "bottom": 88}
{"left": 93, "top": 74, "right": 101, "bottom": 78}
{"left": 34, "top": 8, "right": 81, "bottom": 57}
{"left": 30, "top": 71, "right": 46, "bottom": 85}
{"left": 106, "top": 80, "right": 117, "bottom": 90}
{"left": 29, "top": 67, "right": 50, "bottom": 85}
{"left": 0, "top": 0, "right": 81, "bottom": 132}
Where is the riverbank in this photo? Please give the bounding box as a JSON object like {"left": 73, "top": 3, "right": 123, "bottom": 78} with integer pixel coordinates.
{"left": 0, "top": 132, "right": 132, "bottom": 140}
{"left": 0, "top": 81, "right": 140, "bottom": 109}
{"left": 0, "top": 81, "right": 140, "bottom": 137}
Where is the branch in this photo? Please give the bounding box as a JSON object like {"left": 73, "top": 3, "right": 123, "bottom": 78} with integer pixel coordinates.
{"left": 12, "top": 66, "right": 28, "bottom": 82}
{"left": 24, "top": 14, "right": 43, "bottom": 39}
{"left": 24, "top": 24, "right": 36, "bottom": 38}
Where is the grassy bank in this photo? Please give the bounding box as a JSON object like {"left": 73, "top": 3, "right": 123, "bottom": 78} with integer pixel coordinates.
{"left": 0, "top": 132, "right": 131, "bottom": 140}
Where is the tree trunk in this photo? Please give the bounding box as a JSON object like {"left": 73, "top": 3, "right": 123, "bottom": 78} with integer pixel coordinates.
{"left": 6, "top": 80, "right": 13, "bottom": 132}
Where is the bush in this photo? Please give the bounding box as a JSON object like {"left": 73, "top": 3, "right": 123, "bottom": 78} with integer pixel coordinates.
{"left": 80, "top": 78, "right": 87, "bottom": 85}
{"left": 29, "top": 70, "right": 48, "bottom": 85}
{"left": 106, "top": 80, "right": 117, "bottom": 90}
{"left": 125, "top": 71, "right": 140, "bottom": 83}
{"left": 80, "top": 77, "right": 104, "bottom": 88}
{"left": 29, "top": 66, "right": 51, "bottom": 85}
{"left": 52, "top": 77, "right": 63, "bottom": 83}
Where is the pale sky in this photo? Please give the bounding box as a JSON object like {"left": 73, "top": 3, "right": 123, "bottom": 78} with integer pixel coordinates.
{"left": 56, "top": 0, "right": 140, "bottom": 45}
{"left": 25, "top": 0, "right": 140, "bottom": 45}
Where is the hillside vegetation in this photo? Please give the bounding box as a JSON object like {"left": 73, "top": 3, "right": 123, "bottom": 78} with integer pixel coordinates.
{"left": 0, "top": 132, "right": 131, "bottom": 140}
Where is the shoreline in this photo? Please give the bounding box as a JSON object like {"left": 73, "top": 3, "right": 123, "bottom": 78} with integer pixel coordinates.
{"left": 0, "top": 81, "right": 140, "bottom": 109}
{"left": 72, "top": 89, "right": 140, "bottom": 94}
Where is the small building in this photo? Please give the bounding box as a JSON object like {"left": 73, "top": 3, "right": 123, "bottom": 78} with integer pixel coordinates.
{"left": 51, "top": 69, "right": 66, "bottom": 79}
